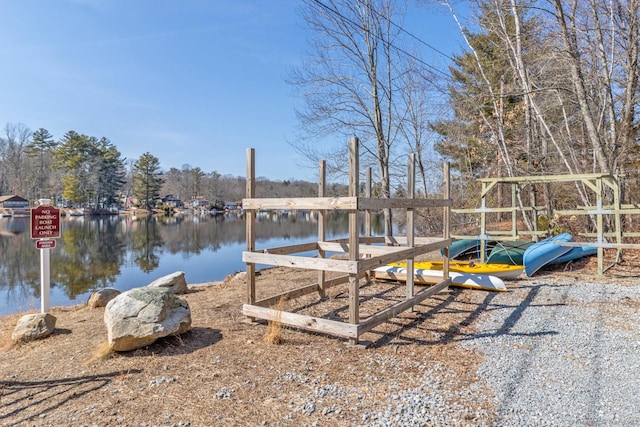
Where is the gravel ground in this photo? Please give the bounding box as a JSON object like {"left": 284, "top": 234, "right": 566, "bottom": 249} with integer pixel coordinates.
{"left": 371, "top": 275, "right": 640, "bottom": 427}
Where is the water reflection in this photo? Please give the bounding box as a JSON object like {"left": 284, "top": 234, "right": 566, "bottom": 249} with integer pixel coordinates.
{"left": 0, "top": 211, "right": 384, "bottom": 316}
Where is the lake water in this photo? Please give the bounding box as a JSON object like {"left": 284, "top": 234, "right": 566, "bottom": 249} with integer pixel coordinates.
{"left": 0, "top": 211, "right": 384, "bottom": 316}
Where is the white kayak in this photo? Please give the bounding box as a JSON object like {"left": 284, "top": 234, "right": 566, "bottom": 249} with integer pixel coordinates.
{"left": 373, "top": 265, "right": 508, "bottom": 292}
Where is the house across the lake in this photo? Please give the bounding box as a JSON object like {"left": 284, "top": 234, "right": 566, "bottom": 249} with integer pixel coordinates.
{"left": 0, "top": 195, "right": 30, "bottom": 217}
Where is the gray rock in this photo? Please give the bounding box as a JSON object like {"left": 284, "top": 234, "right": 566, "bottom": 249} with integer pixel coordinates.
{"left": 104, "top": 287, "right": 191, "bottom": 351}
{"left": 147, "top": 271, "right": 188, "bottom": 294}
{"left": 87, "top": 287, "right": 121, "bottom": 308}
{"left": 12, "top": 313, "right": 56, "bottom": 343}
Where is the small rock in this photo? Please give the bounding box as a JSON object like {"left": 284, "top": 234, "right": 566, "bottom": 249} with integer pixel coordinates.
{"left": 12, "top": 313, "right": 56, "bottom": 343}
{"left": 87, "top": 288, "right": 121, "bottom": 308}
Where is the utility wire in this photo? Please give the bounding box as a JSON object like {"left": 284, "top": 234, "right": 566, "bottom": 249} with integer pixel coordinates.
{"left": 367, "top": 3, "right": 456, "bottom": 62}
{"left": 309, "top": 0, "right": 454, "bottom": 81}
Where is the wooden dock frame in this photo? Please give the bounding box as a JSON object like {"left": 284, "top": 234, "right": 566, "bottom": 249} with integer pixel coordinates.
{"left": 242, "top": 137, "right": 452, "bottom": 344}
{"left": 452, "top": 173, "right": 640, "bottom": 274}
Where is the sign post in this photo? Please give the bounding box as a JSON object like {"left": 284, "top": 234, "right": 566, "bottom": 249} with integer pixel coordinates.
{"left": 30, "top": 199, "right": 60, "bottom": 313}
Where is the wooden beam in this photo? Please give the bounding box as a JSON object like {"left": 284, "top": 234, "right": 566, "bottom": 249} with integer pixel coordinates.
{"left": 242, "top": 304, "right": 358, "bottom": 339}
{"left": 242, "top": 251, "right": 358, "bottom": 273}
{"left": 258, "top": 241, "right": 319, "bottom": 255}
{"left": 242, "top": 196, "right": 358, "bottom": 211}
{"left": 358, "top": 197, "right": 452, "bottom": 210}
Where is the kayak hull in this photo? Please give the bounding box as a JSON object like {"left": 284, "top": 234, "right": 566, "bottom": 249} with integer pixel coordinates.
{"left": 373, "top": 265, "right": 508, "bottom": 292}
{"left": 549, "top": 246, "right": 597, "bottom": 265}
{"left": 392, "top": 261, "right": 524, "bottom": 280}
{"left": 487, "top": 241, "right": 534, "bottom": 265}
{"left": 523, "top": 233, "right": 574, "bottom": 276}
{"left": 443, "top": 239, "right": 496, "bottom": 259}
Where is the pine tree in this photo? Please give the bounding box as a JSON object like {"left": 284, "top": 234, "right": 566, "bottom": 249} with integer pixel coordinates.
{"left": 133, "top": 152, "right": 164, "bottom": 210}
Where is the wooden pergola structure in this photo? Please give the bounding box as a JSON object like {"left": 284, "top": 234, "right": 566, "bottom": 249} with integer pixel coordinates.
{"left": 452, "top": 173, "right": 640, "bottom": 274}
{"left": 242, "top": 137, "right": 452, "bottom": 344}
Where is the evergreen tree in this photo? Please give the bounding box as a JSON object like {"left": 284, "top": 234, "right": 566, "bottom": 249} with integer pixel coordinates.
{"left": 25, "top": 128, "right": 57, "bottom": 197}
{"left": 133, "top": 152, "right": 164, "bottom": 210}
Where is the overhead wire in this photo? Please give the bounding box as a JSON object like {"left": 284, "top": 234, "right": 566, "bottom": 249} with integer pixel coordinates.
{"left": 308, "top": 0, "right": 455, "bottom": 82}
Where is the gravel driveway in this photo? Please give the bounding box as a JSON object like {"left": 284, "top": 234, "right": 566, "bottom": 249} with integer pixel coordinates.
{"left": 371, "top": 275, "right": 640, "bottom": 426}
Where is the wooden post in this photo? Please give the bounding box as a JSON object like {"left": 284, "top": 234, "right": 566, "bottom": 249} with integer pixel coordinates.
{"left": 443, "top": 162, "right": 450, "bottom": 280}
{"left": 406, "top": 153, "right": 415, "bottom": 305}
{"left": 246, "top": 148, "right": 256, "bottom": 319}
{"left": 596, "top": 177, "right": 604, "bottom": 275}
{"left": 480, "top": 181, "right": 488, "bottom": 262}
{"left": 318, "top": 160, "right": 327, "bottom": 298}
{"left": 365, "top": 167, "right": 372, "bottom": 238}
{"left": 348, "top": 137, "right": 360, "bottom": 344}
{"left": 364, "top": 167, "right": 373, "bottom": 283}
{"left": 612, "top": 176, "right": 623, "bottom": 264}
{"left": 511, "top": 184, "right": 518, "bottom": 239}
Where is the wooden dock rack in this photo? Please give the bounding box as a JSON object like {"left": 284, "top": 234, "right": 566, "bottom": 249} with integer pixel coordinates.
{"left": 242, "top": 137, "right": 452, "bottom": 344}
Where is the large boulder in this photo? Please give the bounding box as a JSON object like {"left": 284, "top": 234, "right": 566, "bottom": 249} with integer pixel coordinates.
{"left": 12, "top": 313, "right": 57, "bottom": 343}
{"left": 87, "top": 287, "right": 121, "bottom": 308}
{"left": 147, "top": 271, "right": 188, "bottom": 294}
{"left": 104, "top": 287, "right": 191, "bottom": 352}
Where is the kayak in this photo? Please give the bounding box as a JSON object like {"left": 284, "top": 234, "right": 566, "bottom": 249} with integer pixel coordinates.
{"left": 549, "top": 245, "right": 597, "bottom": 265}
{"left": 373, "top": 265, "right": 508, "bottom": 292}
{"left": 523, "top": 233, "right": 574, "bottom": 276}
{"left": 391, "top": 261, "right": 524, "bottom": 280}
{"left": 487, "top": 241, "right": 534, "bottom": 265}
{"left": 442, "top": 238, "right": 495, "bottom": 259}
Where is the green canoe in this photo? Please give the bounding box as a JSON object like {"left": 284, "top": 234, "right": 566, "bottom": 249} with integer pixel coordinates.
{"left": 486, "top": 240, "right": 534, "bottom": 265}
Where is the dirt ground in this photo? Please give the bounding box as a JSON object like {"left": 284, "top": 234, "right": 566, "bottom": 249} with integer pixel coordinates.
{"left": 1, "top": 249, "right": 637, "bottom": 427}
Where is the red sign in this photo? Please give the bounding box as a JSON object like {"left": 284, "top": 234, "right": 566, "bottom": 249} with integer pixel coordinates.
{"left": 36, "top": 239, "right": 56, "bottom": 249}
{"left": 31, "top": 206, "right": 61, "bottom": 239}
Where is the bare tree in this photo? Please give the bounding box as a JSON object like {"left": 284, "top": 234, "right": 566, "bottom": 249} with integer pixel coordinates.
{"left": 0, "top": 123, "right": 32, "bottom": 196}
{"left": 289, "top": 0, "right": 424, "bottom": 236}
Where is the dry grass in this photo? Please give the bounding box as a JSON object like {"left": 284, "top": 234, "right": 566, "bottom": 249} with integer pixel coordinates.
{"left": 87, "top": 340, "right": 114, "bottom": 364}
{"left": 263, "top": 296, "right": 285, "bottom": 345}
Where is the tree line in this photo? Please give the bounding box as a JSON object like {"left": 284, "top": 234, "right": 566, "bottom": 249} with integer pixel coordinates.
{"left": 0, "top": 123, "right": 332, "bottom": 209}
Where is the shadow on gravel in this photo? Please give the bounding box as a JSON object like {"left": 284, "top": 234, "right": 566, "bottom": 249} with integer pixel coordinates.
{"left": 369, "top": 283, "right": 561, "bottom": 348}
{"left": 0, "top": 369, "right": 143, "bottom": 427}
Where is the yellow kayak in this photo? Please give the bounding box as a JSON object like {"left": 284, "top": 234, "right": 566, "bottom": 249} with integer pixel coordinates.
{"left": 391, "top": 261, "right": 524, "bottom": 280}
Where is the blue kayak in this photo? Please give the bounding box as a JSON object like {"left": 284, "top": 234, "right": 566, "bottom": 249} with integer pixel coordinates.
{"left": 523, "top": 233, "right": 574, "bottom": 276}
{"left": 549, "top": 245, "right": 597, "bottom": 265}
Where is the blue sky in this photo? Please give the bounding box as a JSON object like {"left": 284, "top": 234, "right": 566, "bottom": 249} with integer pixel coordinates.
{"left": 0, "top": 0, "right": 467, "bottom": 181}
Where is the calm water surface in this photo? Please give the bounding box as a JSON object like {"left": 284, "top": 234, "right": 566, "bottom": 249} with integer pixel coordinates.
{"left": 0, "top": 211, "right": 384, "bottom": 316}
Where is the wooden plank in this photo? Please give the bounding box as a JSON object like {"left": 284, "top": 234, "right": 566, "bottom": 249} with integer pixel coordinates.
{"left": 242, "top": 251, "right": 358, "bottom": 273}
{"left": 359, "top": 197, "right": 451, "bottom": 210}
{"left": 556, "top": 241, "right": 640, "bottom": 250}
{"left": 242, "top": 196, "right": 358, "bottom": 210}
{"left": 318, "top": 241, "right": 413, "bottom": 256}
{"left": 260, "top": 241, "right": 318, "bottom": 255}
{"left": 384, "top": 236, "right": 451, "bottom": 246}
{"left": 358, "top": 279, "right": 451, "bottom": 334}
{"left": 242, "top": 304, "right": 358, "bottom": 339}
{"left": 255, "top": 275, "right": 349, "bottom": 307}
{"left": 477, "top": 172, "right": 614, "bottom": 184}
